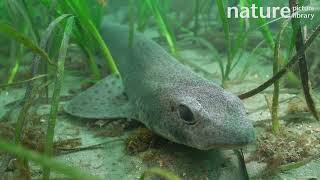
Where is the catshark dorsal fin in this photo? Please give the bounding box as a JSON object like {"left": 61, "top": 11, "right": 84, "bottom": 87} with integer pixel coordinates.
{"left": 64, "top": 74, "right": 133, "bottom": 119}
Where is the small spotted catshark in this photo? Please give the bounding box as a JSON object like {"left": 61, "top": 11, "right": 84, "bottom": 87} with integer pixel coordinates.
{"left": 64, "top": 22, "right": 255, "bottom": 150}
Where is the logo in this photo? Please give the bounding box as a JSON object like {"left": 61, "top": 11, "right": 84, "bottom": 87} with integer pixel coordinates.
{"left": 227, "top": 4, "right": 316, "bottom": 20}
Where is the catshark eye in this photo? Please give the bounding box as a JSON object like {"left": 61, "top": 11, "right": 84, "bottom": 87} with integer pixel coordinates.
{"left": 178, "top": 104, "right": 196, "bottom": 124}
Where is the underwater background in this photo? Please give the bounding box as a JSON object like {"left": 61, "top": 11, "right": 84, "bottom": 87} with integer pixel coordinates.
{"left": 0, "top": 0, "right": 320, "bottom": 179}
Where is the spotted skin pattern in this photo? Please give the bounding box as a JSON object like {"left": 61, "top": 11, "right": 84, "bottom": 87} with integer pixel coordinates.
{"left": 64, "top": 23, "right": 255, "bottom": 150}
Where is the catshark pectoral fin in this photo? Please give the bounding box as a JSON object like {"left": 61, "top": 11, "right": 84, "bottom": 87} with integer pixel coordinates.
{"left": 64, "top": 74, "right": 133, "bottom": 119}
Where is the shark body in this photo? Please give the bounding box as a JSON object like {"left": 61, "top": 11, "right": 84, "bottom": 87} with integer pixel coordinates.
{"left": 64, "top": 23, "right": 255, "bottom": 150}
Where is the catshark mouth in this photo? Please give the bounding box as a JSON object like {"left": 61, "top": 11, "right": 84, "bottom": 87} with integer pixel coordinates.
{"left": 207, "top": 142, "right": 255, "bottom": 150}
{"left": 198, "top": 129, "right": 256, "bottom": 150}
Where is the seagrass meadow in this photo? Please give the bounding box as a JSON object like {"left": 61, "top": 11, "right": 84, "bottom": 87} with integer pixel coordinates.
{"left": 0, "top": 0, "right": 320, "bottom": 179}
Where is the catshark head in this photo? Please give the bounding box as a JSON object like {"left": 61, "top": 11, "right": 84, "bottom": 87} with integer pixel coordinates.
{"left": 144, "top": 83, "right": 255, "bottom": 150}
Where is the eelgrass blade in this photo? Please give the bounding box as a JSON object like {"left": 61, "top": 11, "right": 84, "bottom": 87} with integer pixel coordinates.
{"left": 137, "top": 0, "right": 150, "bottom": 31}
{"left": 24, "top": 14, "right": 71, "bottom": 99}
{"left": 128, "top": 0, "right": 135, "bottom": 48}
{"left": 145, "top": 0, "right": 177, "bottom": 56}
{"left": 230, "top": 0, "right": 248, "bottom": 63}
{"left": 90, "top": 20, "right": 119, "bottom": 75}
{"left": 0, "top": 74, "right": 47, "bottom": 89}
{"left": 0, "top": 138, "right": 99, "bottom": 180}
{"left": 58, "top": 0, "right": 119, "bottom": 75}
{"left": 140, "top": 167, "right": 181, "bottom": 180}
{"left": 193, "top": 0, "right": 200, "bottom": 36}
{"left": 271, "top": 20, "right": 291, "bottom": 134}
{"left": 43, "top": 16, "right": 75, "bottom": 180}
{"left": 15, "top": 82, "right": 48, "bottom": 143}
{"left": 12, "top": 76, "right": 50, "bottom": 174}
{"left": 7, "top": 60, "right": 20, "bottom": 84}
{"left": 215, "top": 0, "right": 232, "bottom": 82}
{"left": 234, "top": 149, "right": 249, "bottom": 180}
{"left": 7, "top": 0, "right": 39, "bottom": 43}
{"left": 230, "top": 49, "right": 246, "bottom": 73}
{"left": 238, "top": 24, "right": 320, "bottom": 99}
{"left": 7, "top": 41, "right": 21, "bottom": 85}
{"left": 73, "top": 26, "right": 101, "bottom": 81}
{"left": 82, "top": 45, "right": 101, "bottom": 81}
{"left": 0, "top": 21, "right": 54, "bottom": 66}
{"left": 90, "top": 0, "right": 104, "bottom": 27}
{"left": 5, "top": 0, "right": 22, "bottom": 85}
{"left": 12, "top": 15, "right": 71, "bottom": 176}
{"left": 250, "top": 0, "right": 275, "bottom": 48}
{"left": 196, "top": 37, "right": 224, "bottom": 77}
{"left": 240, "top": 40, "right": 265, "bottom": 79}
{"left": 290, "top": 0, "right": 319, "bottom": 120}
{"left": 14, "top": 11, "right": 66, "bottom": 141}
{"left": 183, "top": 36, "right": 224, "bottom": 77}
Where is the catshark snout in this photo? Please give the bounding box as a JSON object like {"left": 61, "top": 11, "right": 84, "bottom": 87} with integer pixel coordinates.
{"left": 194, "top": 93, "right": 256, "bottom": 150}
{"left": 208, "top": 118, "right": 255, "bottom": 149}
{"left": 156, "top": 86, "right": 256, "bottom": 150}
{"left": 188, "top": 115, "right": 255, "bottom": 150}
